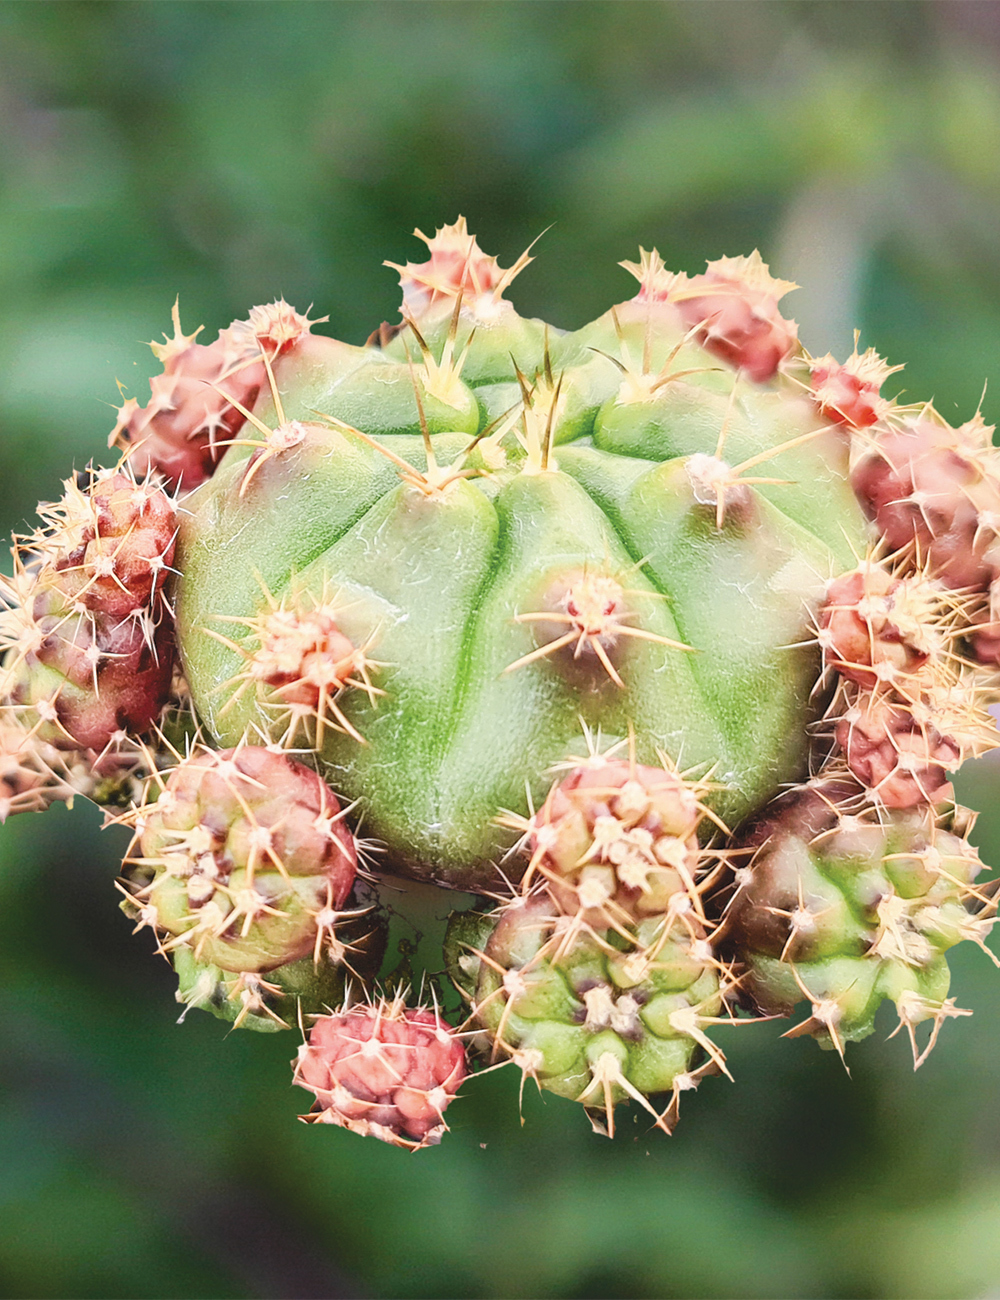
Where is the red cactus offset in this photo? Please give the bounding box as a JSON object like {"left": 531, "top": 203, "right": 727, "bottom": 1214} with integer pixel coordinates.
{"left": 294, "top": 994, "right": 468, "bottom": 1148}
{"left": 850, "top": 412, "right": 1000, "bottom": 589}
{"left": 809, "top": 343, "right": 900, "bottom": 429}
{"left": 385, "top": 216, "right": 532, "bottom": 318}
{"left": 505, "top": 748, "right": 711, "bottom": 927}
{"left": 817, "top": 565, "right": 951, "bottom": 692}
{"left": 1, "top": 468, "right": 177, "bottom": 754}
{"left": 621, "top": 249, "right": 798, "bottom": 382}
{"left": 835, "top": 695, "right": 960, "bottom": 809}
{"left": 125, "top": 745, "right": 359, "bottom": 975}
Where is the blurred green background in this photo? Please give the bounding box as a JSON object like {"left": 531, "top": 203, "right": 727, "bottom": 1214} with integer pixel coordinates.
{"left": 4, "top": 2, "right": 1000, "bottom": 1297}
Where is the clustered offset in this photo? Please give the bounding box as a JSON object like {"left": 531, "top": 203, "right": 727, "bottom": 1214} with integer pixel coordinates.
{"left": 2, "top": 219, "right": 998, "bottom": 1148}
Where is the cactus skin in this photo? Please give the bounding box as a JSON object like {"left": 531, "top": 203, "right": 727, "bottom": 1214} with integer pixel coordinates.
{"left": 5, "top": 217, "right": 1000, "bottom": 1146}
{"left": 294, "top": 995, "right": 467, "bottom": 1148}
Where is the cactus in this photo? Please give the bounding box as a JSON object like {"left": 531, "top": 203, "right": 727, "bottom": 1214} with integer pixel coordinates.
{"left": 3, "top": 217, "right": 999, "bottom": 1146}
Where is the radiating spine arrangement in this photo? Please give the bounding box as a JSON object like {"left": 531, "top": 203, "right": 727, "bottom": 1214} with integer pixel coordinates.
{"left": 2, "top": 217, "right": 999, "bottom": 1146}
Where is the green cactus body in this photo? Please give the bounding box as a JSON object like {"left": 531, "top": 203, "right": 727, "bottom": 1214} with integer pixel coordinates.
{"left": 175, "top": 249, "right": 867, "bottom": 889}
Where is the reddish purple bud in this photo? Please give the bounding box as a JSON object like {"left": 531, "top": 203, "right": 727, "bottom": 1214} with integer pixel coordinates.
{"left": 50, "top": 473, "right": 176, "bottom": 621}
{"left": 112, "top": 300, "right": 318, "bottom": 491}
{"left": 134, "top": 746, "right": 359, "bottom": 974}
{"left": 810, "top": 348, "right": 896, "bottom": 428}
{"left": 850, "top": 416, "right": 1000, "bottom": 590}
{"left": 670, "top": 252, "right": 798, "bottom": 383}
{"left": 818, "top": 567, "right": 942, "bottom": 691}
{"left": 836, "top": 696, "right": 958, "bottom": 809}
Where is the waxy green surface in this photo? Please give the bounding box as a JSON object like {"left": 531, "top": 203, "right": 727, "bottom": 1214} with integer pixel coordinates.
{"left": 176, "top": 301, "right": 868, "bottom": 888}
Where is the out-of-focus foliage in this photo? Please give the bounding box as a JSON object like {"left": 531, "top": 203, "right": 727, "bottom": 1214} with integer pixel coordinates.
{"left": 3, "top": 3, "right": 1000, "bottom": 1298}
